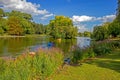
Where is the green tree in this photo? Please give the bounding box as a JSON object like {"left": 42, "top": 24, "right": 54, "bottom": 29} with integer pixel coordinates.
{"left": 0, "top": 27, "right": 4, "bottom": 34}
{"left": 0, "top": 8, "right": 4, "bottom": 17}
{"left": 33, "top": 23, "right": 45, "bottom": 34}
{"left": 7, "top": 16, "right": 24, "bottom": 35}
{"left": 83, "top": 31, "right": 91, "bottom": 37}
{"left": 0, "top": 18, "right": 8, "bottom": 33}
{"left": 78, "top": 32, "right": 83, "bottom": 37}
{"left": 108, "top": 20, "right": 120, "bottom": 37}
{"left": 92, "top": 26, "right": 108, "bottom": 41}
{"left": 7, "top": 10, "right": 34, "bottom": 34}
{"left": 8, "top": 10, "right": 32, "bottom": 21}
{"left": 48, "top": 16, "right": 77, "bottom": 39}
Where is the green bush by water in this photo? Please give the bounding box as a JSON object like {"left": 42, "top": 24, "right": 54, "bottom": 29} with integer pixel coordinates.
{"left": 71, "top": 46, "right": 96, "bottom": 64}
{"left": 71, "top": 40, "right": 119, "bottom": 64}
{"left": 0, "top": 48, "right": 63, "bottom": 80}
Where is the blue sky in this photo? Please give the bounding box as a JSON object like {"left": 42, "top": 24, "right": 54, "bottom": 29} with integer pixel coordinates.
{"left": 0, "top": 0, "right": 117, "bottom": 32}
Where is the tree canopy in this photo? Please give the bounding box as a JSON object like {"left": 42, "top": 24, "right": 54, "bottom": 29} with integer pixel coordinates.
{"left": 0, "top": 9, "right": 78, "bottom": 38}
{"left": 48, "top": 16, "right": 78, "bottom": 39}
{"left": 0, "top": 8, "right": 46, "bottom": 36}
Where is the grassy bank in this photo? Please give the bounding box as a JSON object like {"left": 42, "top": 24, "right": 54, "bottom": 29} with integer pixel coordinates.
{"left": 0, "top": 48, "right": 63, "bottom": 80}
{"left": 49, "top": 49, "right": 120, "bottom": 80}
{"left": 0, "top": 34, "right": 47, "bottom": 38}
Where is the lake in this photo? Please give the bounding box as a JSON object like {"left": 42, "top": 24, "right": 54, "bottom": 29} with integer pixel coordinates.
{"left": 0, "top": 36, "right": 91, "bottom": 57}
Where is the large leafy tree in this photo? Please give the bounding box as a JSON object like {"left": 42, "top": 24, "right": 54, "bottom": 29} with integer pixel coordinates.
{"left": 8, "top": 10, "right": 32, "bottom": 21}
{"left": 92, "top": 25, "right": 108, "bottom": 41}
{"left": 0, "top": 8, "right": 8, "bottom": 34}
{"left": 0, "top": 8, "right": 5, "bottom": 18}
{"left": 83, "top": 31, "right": 91, "bottom": 37}
{"left": 106, "top": 0, "right": 120, "bottom": 37}
{"left": 48, "top": 16, "right": 78, "bottom": 39}
{"left": 7, "top": 16, "right": 23, "bottom": 35}
{"left": 7, "top": 10, "right": 34, "bottom": 34}
{"left": 108, "top": 20, "right": 120, "bottom": 37}
{"left": 0, "top": 18, "right": 8, "bottom": 34}
{"left": 32, "top": 22, "right": 45, "bottom": 34}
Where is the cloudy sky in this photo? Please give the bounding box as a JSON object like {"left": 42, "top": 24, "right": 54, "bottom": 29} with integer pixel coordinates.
{"left": 0, "top": 0, "right": 117, "bottom": 32}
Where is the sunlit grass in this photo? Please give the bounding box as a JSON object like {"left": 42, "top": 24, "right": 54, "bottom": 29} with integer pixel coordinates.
{"left": 0, "top": 48, "right": 63, "bottom": 80}
{"left": 50, "top": 49, "right": 120, "bottom": 80}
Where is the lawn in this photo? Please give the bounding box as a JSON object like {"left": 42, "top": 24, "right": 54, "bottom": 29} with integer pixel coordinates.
{"left": 49, "top": 49, "right": 120, "bottom": 80}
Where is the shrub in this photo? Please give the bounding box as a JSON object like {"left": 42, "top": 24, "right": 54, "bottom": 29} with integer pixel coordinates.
{"left": 91, "top": 41, "right": 112, "bottom": 56}
{"left": 0, "top": 48, "right": 63, "bottom": 80}
{"left": 71, "top": 47, "right": 83, "bottom": 64}
{"left": 109, "top": 40, "right": 120, "bottom": 48}
{"left": 71, "top": 46, "right": 95, "bottom": 64}
{"left": 93, "top": 46, "right": 111, "bottom": 56}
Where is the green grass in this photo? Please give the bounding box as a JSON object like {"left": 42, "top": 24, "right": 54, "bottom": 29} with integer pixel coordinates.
{"left": 0, "top": 48, "right": 63, "bottom": 80}
{"left": 25, "top": 34, "right": 47, "bottom": 37}
{"left": 49, "top": 49, "right": 120, "bottom": 80}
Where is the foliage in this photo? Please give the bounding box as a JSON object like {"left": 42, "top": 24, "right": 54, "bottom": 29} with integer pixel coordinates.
{"left": 92, "top": 42, "right": 112, "bottom": 56}
{"left": 71, "top": 46, "right": 83, "bottom": 63}
{"left": 0, "top": 48, "right": 63, "bottom": 80}
{"left": 92, "top": 0, "right": 120, "bottom": 40}
{"left": 7, "top": 16, "right": 24, "bottom": 35}
{"left": 33, "top": 23, "right": 45, "bottom": 34}
{"left": 108, "top": 20, "right": 120, "bottom": 37}
{"left": 0, "top": 27, "right": 4, "bottom": 34}
{"left": 71, "top": 40, "right": 120, "bottom": 63}
{"left": 71, "top": 46, "right": 95, "bottom": 64}
{"left": 92, "top": 21, "right": 120, "bottom": 41}
{"left": 50, "top": 49, "right": 120, "bottom": 80}
{"left": 0, "top": 8, "right": 5, "bottom": 17}
{"left": 0, "top": 9, "right": 78, "bottom": 37}
{"left": 0, "top": 9, "right": 46, "bottom": 36}
{"left": 108, "top": 40, "right": 120, "bottom": 48}
{"left": 48, "top": 16, "right": 78, "bottom": 39}
{"left": 78, "top": 31, "right": 91, "bottom": 37}
{"left": 8, "top": 10, "right": 35, "bottom": 35}
{"left": 92, "top": 24, "right": 109, "bottom": 41}
{"left": 83, "top": 31, "right": 91, "bottom": 37}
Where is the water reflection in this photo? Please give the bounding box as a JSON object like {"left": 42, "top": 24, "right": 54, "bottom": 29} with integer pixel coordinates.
{"left": 0, "top": 37, "right": 90, "bottom": 57}
{"left": 76, "top": 37, "right": 91, "bottom": 48}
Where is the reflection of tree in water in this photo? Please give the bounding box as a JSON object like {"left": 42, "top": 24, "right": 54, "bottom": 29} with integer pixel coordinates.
{"left": 0, "top": 37, "right": 47, "bottom": 56}
{"left": 0, "top": 39, "right": 5, "bottom": 56}
{"left": 0, "top": 37, "right": 77, "bottom": 57}
{"left": 54, "top": 39, "right": 77, "bottom": 56}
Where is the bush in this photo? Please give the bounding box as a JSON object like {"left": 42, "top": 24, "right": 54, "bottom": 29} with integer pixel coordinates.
{"left": 71, "top": 47, "right": 83, "bottom": 64}
{"left": 109, "top": 40, "right": 120, "bottom": 48}
{"left": 0, "top": 48, "right": 63, "bottom": 80}
{"left": 92, "top": 41, "right": 112, "bottom": 56}
{"left": 71, "top": 46, "right": 95, "bottom": 64}
{"left": 93, "top": 46, "right": 111, "bottom": 56}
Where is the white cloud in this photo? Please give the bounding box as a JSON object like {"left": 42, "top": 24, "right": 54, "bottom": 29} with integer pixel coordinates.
{"left": 74, "top": 24, "right": 89, "bottom": 32}
{"left": 72, "top": 14, "right": 116, "bottom": 32}
{"left": 40, "top": 14, "right": 54, "bottom": 20}
{"left": 96, "top": 15, "right": 116, "bottom": 22}
{"left": 72, "top": 15, "right": 116, "bottom": 23}
{"left": 72, "top": 15, "right": 95, "bottom": 23}
{"left": 0, "top": 0, "right": 53, "bottom": 19}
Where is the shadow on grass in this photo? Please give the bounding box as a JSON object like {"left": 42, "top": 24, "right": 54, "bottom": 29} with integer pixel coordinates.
{"left": 86, "top": 49, "right": 120, "bottom": 73}
{"left": 88, "top": 59, "right": 120, "bottom": 73}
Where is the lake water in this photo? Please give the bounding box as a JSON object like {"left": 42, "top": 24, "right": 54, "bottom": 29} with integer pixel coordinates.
{"left": 0, "top": 37, "right": 90, "bottom": 57}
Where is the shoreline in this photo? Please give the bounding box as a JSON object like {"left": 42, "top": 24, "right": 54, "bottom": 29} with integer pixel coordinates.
{"left": 0, "top": 36, "right": 25, "bottom": 38}
{"left": 0, "top": 34, "right": 47, "bottom": 38}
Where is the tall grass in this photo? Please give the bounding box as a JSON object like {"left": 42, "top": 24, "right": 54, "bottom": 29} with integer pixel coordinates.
{"left": 0, "top": 48, "right": 63, "bottom": 80}
{"left": 71, "top": 46, "right": 95, "bottom": 64}
{"left": 71, "top": 40, "right": 120, "bottom": 64}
